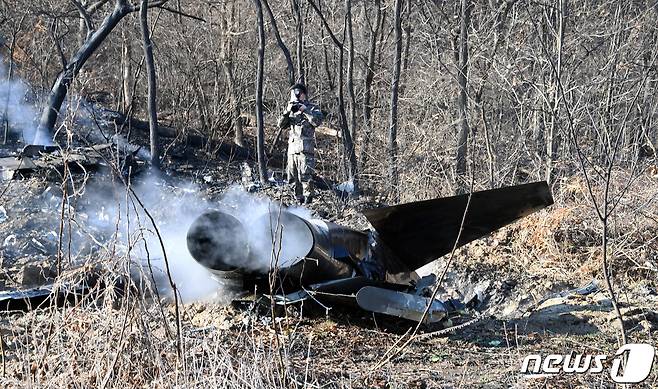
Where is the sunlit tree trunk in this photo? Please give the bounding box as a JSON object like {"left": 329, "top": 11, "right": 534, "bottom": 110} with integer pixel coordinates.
{"left": 388, "top": 0, "right": 403, "bottom": 202}
{"left": 140, "top": 0, "right": 159, "bottom": 169}
{"left": 455, "top": 0, "right": 471, "bottom": 194}
{"left": 358, "top": 0, "right": 383, "bottom": 173}
{"left": 254, "top": 0, "right": 268, "bottom": 184}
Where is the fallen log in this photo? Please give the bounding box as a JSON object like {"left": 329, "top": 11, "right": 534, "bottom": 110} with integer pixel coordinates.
{"left": 108, "top": 110, "right": 253, "bottom": 160}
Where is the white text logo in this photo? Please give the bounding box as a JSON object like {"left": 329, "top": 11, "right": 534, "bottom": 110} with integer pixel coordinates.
{"left": 521, "top": 343, "right": 655, "bottom": 383}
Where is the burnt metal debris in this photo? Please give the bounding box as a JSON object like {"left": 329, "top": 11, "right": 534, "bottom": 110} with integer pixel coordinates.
{"left": 187, "top": 181, "right": 554, "bottom": 324}
{"left": 0, "top": 143, "right": 112, "bottom": 179}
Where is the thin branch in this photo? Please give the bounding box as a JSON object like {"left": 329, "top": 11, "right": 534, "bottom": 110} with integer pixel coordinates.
{"left": 127, "top": 0, "right": 170, "bottom": 13}
{"left": 70, "top": 0, "right": 95, "bottom": 33}
{"left": 158, "top": 5, "right": 206, "bottom": 22}
{"left": 49, "top": 19, "right": 68, "bottom": 68}
{"left": 87, "top": 0, "right": 110, "bottom": 14}
{"left": 262, "top": 0, "right": 295, "bottom": 84}
{"left": 306, "top": 0, "right": 342, "bottom": 48}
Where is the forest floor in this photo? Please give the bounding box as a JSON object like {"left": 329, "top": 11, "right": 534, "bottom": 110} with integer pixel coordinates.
{"left": 0, "top": 114, "right": 657, "bottom": 387}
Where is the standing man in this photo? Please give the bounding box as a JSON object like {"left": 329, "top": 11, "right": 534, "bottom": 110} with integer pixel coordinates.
{"left": 278, "top": 83, "right": 324, "bottom": 204}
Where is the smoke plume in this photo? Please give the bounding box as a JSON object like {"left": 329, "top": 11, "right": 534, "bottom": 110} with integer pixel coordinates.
{"left": 77, "top": 176, "right": 313, "bottom": 303}
{"left": 213, "top": 186, "right": 314, "bottom": 271}
{"left": 0, "top": 56, "right": 52, "bottom": 145}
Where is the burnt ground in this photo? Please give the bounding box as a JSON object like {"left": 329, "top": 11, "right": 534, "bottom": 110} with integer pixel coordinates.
{"left": 0, "top": 111, "right": 657, "bottom": 387}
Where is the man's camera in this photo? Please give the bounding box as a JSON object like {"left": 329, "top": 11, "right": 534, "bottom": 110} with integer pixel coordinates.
{"left": 290, "top": 101, "right": 304, "bottom": 113}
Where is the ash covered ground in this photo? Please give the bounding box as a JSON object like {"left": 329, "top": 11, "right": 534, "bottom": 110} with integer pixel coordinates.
{"left": 0, "top": 108, "right": 657, "bottom": 388}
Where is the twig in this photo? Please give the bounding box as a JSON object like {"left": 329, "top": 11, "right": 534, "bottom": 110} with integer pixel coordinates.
{"left": 99, "top": 300, "right": 135, "bottom": 389}
{"left": 158, "top": 5, "right": 206, "bottom": 22}
{"left": 0, "top": 326, "right": 5, "bottom": 377}
{"left": 128, "top": 186, "right": 183, "bottom": 356}
{"left": 303, "top": 332, "right": 313, "bottom": 385}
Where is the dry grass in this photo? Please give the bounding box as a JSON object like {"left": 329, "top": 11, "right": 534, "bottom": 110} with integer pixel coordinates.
{"left": 458, "top": 171, "right": 658, "bottom": 287}
{"left": 0, "top": 285, "right": 330, "bottom": 388}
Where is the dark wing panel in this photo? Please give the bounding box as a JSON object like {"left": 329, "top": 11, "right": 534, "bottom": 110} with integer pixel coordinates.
{"left": 363, "top": 181, "right": 553, "bottom": 272}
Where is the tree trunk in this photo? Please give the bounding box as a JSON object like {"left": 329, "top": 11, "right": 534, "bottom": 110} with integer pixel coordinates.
{"left": 307, "top": 0, "right": 358, "bottom": 193}
{"left": 321, "top": 37, "right": 334, "bottom": 91}
{"left": 481, "top": 103, "right": 495, "bottom": 188}
{"left": 140, "top": 0, "right": 159, "bottom": 169}
{"left": 346, "top": 0, "right": 357, "bottom": 141}
{"left": 545, "top": 0, "right": 565, "bottom": 184}
{"left": 455, "top": 0, "right": 471, "bottom": 194}
{"left": 121, "top": 28, "right": 133, "bottom": 113}
{"left": 37, "top": 0, "right": 131, "bottom": 142}
{"left": 254, "top": 0, "right": 268, "bottom": 184}
{"left": 400, "top": 0, "right": 412, "bottom": 91}
{"left": 262, "top": 0, "right": 295, "bottom": 85}
{"left": 77, "top": 0, "right": 88, "bottom": 48}
{"left": 224, "top": 65, "right": 245, "bottom": 147}
{"left": 388, "top": 0, "right": 403, "bottom": 202}
{"left": 358, "top": 0, "right": 383, "bottom": 172}
{"left": 220, "top": 3, "right": 246, "bottom": 146}
{"left": 3, "top": 19, "right": 20, "bottom": 144}
{"left": 292, "top": 0, "right": 305, "bottom": 84}
{"left": 337, "top": 44, "right": 358, "bottom": 193}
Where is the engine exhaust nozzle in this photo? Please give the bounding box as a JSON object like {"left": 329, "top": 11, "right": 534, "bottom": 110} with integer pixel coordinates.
{"left": 186, "top": 211, "right": 248, "bottom": 272}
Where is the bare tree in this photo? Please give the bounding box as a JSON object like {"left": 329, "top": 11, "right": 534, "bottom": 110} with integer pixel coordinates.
{"left": 388, "top": 0, "right": 403, "bottom": 202}
{"left": 345, "top": 0, "right": 357, "bottom": 141}
{"left": 139, "top": 0, "right": 159, "bottom": 168}
{"left": 522, "top": 0, "right": 658, "bottom": 346}
{"left": 36, "top": 0, "right": 167, "bottom": 142}
{"left": 292, "top": 0, "right": 304, "bottom": 84}
{"left": 455, "top": 0, "right": 471, "bottom": 194}
{"left": 120, "top": 27, "right": 133, "bottom": 113}
{"left": 358, "top": 0, "right": 383, "bottom": 173}
{"left": 219, "top": 2, "right": 246, "bottom": 147}
{"left": 262, "top": 0, "right": 295, "bottom": 85}
{"left": 472, "top": 0, "right": 515, "bottom": 189}
{"left": 254, "top": 0, "right": 268, "bottom": 184}
{"left": 545, "top": 0, "right": 565, "bottom": 184}
{"left": 2, "top": 14, "right": 25, "bottom": 144}
{"left": 400, "top": 0, "right": 412, "bottom": 88}
{"left": 307, "top": 0, "right": 359, "bottom": 193}
{"left": 262, "top": 0, "right": 297, "bottom": 152}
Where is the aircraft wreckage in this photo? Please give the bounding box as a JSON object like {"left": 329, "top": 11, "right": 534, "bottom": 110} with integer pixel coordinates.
{"left": 187, "top": 181, "right": 554, "bottom": 323}
{"left": 0, "top": 181, "right": 552, "bottom": 320}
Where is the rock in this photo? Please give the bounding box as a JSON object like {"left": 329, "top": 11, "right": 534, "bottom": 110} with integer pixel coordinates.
{"left": 501, "top": 299, "right": 520, "bottom": 317}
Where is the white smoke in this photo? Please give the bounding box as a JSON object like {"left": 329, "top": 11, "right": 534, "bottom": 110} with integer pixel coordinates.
{"left": 75, "top": 173, "right": 218, "bottom": 303}
{"left": 0, "top": 56, "right": 52, "bottom": 145}
{"left": 79, "top": 176, "right": 314, "bottom": 303}
{"left": 215, "top": 186, "right": 314, "bottom": 271}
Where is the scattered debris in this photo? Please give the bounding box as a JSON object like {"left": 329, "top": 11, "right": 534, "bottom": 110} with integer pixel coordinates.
{"left": 0, "top": 143, "right": 114, "bottom": 180}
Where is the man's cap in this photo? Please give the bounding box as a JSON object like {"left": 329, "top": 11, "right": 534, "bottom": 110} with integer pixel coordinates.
{"left": 290, "top": 83, "right": 307, "bottom": 95}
